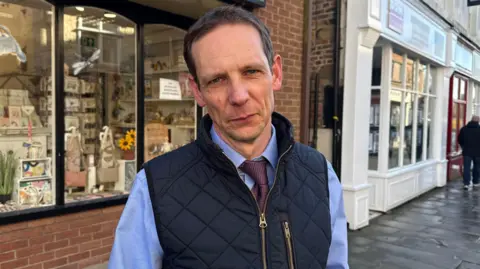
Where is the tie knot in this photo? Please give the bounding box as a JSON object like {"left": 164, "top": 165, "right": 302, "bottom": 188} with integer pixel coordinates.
{"left": 240, "top": 159, "right": 268, "bottom": 186}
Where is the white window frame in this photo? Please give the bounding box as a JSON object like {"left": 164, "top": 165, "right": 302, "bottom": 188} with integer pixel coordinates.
{"left": 369, "top": 44, "right": 437, "bottom": 173}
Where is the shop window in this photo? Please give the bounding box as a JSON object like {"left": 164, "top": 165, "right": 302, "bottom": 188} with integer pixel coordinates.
{"left": 0, "top": 1, "right": 54, "bottom": 213}
{"left": 143, "top": 25, "right": 198, "bottom": 163}
{"left": 386, "top": 50, "right": 437, "bottom": 169}
{"left": 473, "top": 86, "right": 480, "bottom": 116}
{"left": 63, "top": 7, "right": 136, "bottom": 202}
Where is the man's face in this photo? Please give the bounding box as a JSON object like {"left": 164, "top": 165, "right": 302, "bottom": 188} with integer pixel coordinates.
{"left": 189, "top": 23, "right": 283, "bottom": 144}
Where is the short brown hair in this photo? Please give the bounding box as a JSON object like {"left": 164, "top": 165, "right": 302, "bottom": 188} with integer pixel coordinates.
{"left": 183, "top": 5, "right": 274, "bottom": 84}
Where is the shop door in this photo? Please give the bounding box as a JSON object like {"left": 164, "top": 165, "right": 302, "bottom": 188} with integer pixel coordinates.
{"left": 447, "top": 75, "right": 468, "bottom": 180}
{"left": 142, "top": 24, "right": 200, "bottom": 163}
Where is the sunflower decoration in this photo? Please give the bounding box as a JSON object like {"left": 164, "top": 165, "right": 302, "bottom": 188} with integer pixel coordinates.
{"left": 126, "top": 129, "right": 136, "bottom": 146}
{"left": 118, "top": 137, "right": 133, "bottom": 151}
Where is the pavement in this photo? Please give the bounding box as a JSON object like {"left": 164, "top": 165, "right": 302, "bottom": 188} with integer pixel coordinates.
{"left": 348, "top": 180, "right": 480, "bottom": 269}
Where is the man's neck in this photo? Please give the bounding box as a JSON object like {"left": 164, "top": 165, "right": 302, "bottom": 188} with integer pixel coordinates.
{"left": 214, "top": 124, "right": 272, "bottom": 160}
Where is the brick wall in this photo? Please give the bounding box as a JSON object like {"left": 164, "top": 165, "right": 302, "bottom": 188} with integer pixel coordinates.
{"left": 310, "top": 0, "right": 337, "bottom": 128}
{"left": 0, "top": 205, "right": 124, "bottom": 269}
{"left": 255, "top": 0, "right": 305, "bottom": 140}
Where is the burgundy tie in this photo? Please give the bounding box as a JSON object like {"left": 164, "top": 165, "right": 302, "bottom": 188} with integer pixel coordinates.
{"left": 240, "top": 159, "right": 269, "bottom": 211}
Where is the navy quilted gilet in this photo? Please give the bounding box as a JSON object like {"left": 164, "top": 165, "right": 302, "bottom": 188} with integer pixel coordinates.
{"left": 144, "top": 113, "right": 332, "bottom": 269}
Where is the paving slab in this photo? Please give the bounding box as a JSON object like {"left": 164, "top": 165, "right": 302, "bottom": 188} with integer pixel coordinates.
{"left": 349, "top": 180, "right": 480, "bottom": 269}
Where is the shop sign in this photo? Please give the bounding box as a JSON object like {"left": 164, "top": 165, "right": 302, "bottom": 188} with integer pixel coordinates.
{"left": 468, "top": 0, "right": 480, "bottom": 7}
{"left": 454, "top": 42, "right": 473, "bottom": 73}
{"left": 381, "top": 0, "right": 447, "bottom": 64}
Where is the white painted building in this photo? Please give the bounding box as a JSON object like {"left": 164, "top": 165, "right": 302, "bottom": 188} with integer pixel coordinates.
{"left": 342, "top": 0, "right": 480, "bottom": 230}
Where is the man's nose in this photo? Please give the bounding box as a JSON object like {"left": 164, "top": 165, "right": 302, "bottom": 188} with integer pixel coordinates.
{"left": 227, "top": 78, "right": 249, "bottom": 106}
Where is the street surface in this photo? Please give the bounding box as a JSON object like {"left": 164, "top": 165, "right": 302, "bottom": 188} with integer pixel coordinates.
{"left": 348, "top": 180, "right": 480, "bottom": 269}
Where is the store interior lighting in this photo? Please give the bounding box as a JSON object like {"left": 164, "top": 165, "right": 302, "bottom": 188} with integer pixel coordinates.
{"left": 75, "top": 7, "right": 85, "bottom": 12}
{"left": 104, "top": 12, "right": 116, "bottom": 18}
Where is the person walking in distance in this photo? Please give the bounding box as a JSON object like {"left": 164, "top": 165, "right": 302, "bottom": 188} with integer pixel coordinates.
{"left": 108, "top": 5, "right": 349, "bottom": 269}
{"left": 458, "top": 115, "right": 480, "bottom": 190}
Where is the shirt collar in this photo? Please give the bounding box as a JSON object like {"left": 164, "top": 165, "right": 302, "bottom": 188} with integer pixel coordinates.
{"left": 210, "top": 125, "right": 278, "bottom": 169}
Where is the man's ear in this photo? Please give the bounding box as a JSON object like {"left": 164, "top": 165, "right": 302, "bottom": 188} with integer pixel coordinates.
{"left": 271, "top": 54, "right": 283, "bottom": 92}
{"left": 189, "top": 74, "right": 206, "bottom": 107}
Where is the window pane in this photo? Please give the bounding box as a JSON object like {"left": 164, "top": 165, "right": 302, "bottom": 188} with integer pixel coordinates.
{"left": 0, "top": 1, "right": 54, "bottom": 213}
{"left": 460, "top": 79, "right": 467, "bottom": 101}
{"left": 428, "top": 66, "right": 436, "bottom": 94}
{"left": 64, "top": 7, "right": 136, "bottom": 203}
{"left": 406, "top": 58, "right": 415, "bottom": 90}
{"left": 403, "top": 92, "right": 414, "bottom": 165}
{"left": 144, "top": 25, "right": 196, "bottom": 163}
{"left": 416, "top": 96, "right": 426, "bottom": 162}
{"left": 391, "top": 52, "right": 403, "bottom": 88}
{"left": 459, "top": 105, "right": 465, "bottom": 130}
{"left": 371, "top": 47, "right": 382, "bottom": 86}
{"left": 451, "top": 103, "right": 458, "bottom": 153}
{"left": 389, "top": 90, "right": 402, "bottom": 169}
{"left": 452, "top": 77, "right": 459, "bottom": 100}
{"left": 418, "top": 63, "right": 427, "bottom": 93}
{"left": 369, "top": 89, "right": 380, "bottom": 170}
{"left": 428, "top": 97, "right": 435, "bottom": 159}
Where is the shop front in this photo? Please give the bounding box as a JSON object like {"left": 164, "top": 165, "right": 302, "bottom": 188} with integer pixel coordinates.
{"left": 446, "top": 38, "right": 480, "bottom": 181}
{"left": 0, "top": 0, "right": 309, "bottom": 267}
{"left": 342, "top": 0, "right": 451, "bottom": 230}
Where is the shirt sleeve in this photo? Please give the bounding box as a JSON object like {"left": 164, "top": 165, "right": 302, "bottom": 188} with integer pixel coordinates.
{"left": 108, "top": 169, "right": 164, "bottom": 269}
{"left": 325, "top": 162, "right": 350, "bottom": 269}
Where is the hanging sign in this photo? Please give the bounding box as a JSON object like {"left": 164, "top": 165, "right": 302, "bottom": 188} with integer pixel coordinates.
{"left": 468, "top": 0, "right": 480, "bottom": 7}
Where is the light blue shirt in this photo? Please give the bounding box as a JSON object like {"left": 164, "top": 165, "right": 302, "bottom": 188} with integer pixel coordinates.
{"left": 109, "top": 126, "right": 349, "bottom": 269}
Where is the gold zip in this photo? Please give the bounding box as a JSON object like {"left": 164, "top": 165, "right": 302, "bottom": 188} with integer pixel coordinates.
{"left": 222, "top": 144, "right": 293, "bottom": 269}
{"left": 283, "top": 221, "right": 295, "bottom": 269}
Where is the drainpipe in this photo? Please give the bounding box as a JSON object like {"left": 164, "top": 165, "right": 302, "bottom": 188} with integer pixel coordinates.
{"left": 300, "top": 0, "right": 313, "bottom": 145}
{"left": 332, "top": 0, "right": 342, "bottom": 175}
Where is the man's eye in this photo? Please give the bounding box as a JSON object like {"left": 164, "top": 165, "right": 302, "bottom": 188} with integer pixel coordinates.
{"left": 245, "top": 69, "right": 258, "bottom": 75}
{"left": 208, "top": 77, "right": 222, "bottom": 85}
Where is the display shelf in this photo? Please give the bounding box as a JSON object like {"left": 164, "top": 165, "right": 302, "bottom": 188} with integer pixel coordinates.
{"left": 16, "top": 158, "right": 53, "bottom": 206}
{"left": 0, "top": 127, "right": 50, "bottom": 136}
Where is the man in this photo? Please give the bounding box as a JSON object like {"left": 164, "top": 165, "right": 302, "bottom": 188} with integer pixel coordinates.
{"left": 109, "top": 5, "right": 348, "bottom": 269}
{"left": 458, "top": 115, "right": 480, "bottom": 190}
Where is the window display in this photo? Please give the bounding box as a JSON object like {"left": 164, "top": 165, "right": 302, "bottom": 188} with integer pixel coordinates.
{"left": 385, "top": 51, "right": 437, "bottom": 170}
{"left": 62, "top": 7, "right": 136, "bottom": 203}
{"left": 143, "top": 24, "right": 197, "bottom": 162}
{"left": 0, "top": 0, "right": 54, "bottom": 213}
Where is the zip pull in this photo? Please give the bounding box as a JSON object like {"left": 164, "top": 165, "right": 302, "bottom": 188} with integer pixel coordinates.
{"left": 259, "top": 213, "right": 267, "bottom": 228}
{"left": 283, "top": 221, "right": 291, "bottom": 239}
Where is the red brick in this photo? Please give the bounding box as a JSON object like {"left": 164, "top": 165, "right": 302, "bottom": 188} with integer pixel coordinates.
{"left": 92, "top": 231, "right": 111, "bottom": 240}
{"left": 29, "top": 251, "right": 55, "bottom": 265}
{"left": 102, "top": 205, "right": 124, "bottom": 214}
{"left": 28, "top": 218, "right": 55, "bottom": 228}
{"left": 0, "top": 257, "right": 28, "bottom": 269}
{"left": 90, "top": 246, "right": 111, "bottom": 257}
{"left": 68, "top": 251, "right": 90, "bottom": 263}
{"left": 45, "top": 239, "right": 69, "bottom": 251}
{"left": 69, "top": 235, "right": 92, "bottom": 245}
{"left": 79, "top": 225, "right": 101, "bottom": 235}
{"left": 0, "top": 240, "right": 28, "bottom": 252}
{"left": 69, "top": 217, "right": 101, "bottom": 229}
{"left": 0, "top": 227, "right": 44, "bottom": 243}
{"left": 55, "top": 246, "right": 79, "bottom": 258}
{"left": 0, "top": 251, "right": 14, "bottom": 263}
{"left": 56, "top": 264, "right": 79, "bottom": 269}
{"left": 100, "top": 222, "right": 117, "bottom": 233}
{"left": 18, "top": 264, "right": 42, "bottom": 269}
{"left": 101, "top": 237, "right": 114, "bottom": 247}
{"left": 30, "top": 234, "right": 54, "bottom": 246}
{"left": 0, "top": 222, "right": 28, "bottom": 234}
{"left": 77, "top": 254, "right": 109, "bottom": 269}
{"left": 79, "top": 240, "right": 102, "bottom": 252}
{"left": 44, "top": 222, "right": 69, "bottom": 233}
{"left": 16, "top": 246, "right": 44, "bottom": 258}
{"left": 55, "top": 210, "right": 102, "bottom": 224}
{"left": 43, "top": 257, "right": 68, "bottom": 269}
{"left": 54, "top": 229, "right": 80, "bottom": 241}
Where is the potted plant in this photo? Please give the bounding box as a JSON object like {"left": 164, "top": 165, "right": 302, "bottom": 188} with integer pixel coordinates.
{"left": 0, "top": 150, "right": 17, "bottom": 204}
{"left": 119, "top": 129, "right": 136, "bottom": 160}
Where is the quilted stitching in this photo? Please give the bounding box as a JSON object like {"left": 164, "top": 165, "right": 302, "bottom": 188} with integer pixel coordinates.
{"left": 146, "top": 143, "right": 331, "bottom": 269}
